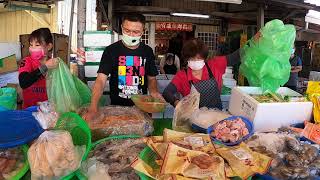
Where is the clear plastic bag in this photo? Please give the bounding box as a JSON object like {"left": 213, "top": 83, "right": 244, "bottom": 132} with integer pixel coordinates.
{"left": 173, "top": 87, "right": 200, "bottom": 132}
{"left": 28, "top": 130, "right": 85, "bottom": 180}
{"left": 80, "top": 158, "right": 111, "bottom": 180}
{"left": 240, "top": 19, "right": 296, "bottom": 92}
{"left": 32, "top": 101, "right": 59, "bottom": 129}
{"left": 191, "top": 108, "right": 231, "bottom": 129}
{"left": 78, "top": 106, "right": 154, "bottom": 140}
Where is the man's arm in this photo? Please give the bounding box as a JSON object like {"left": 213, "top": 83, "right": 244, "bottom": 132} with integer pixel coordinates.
{"left": 89, "top": 73, "right": 107, "bottom": 112}
{"left": 160, "top": 58, "right": 166, "bottom": 74}
{"left": 175, "top": 56, "right": 181, "bottom": 71}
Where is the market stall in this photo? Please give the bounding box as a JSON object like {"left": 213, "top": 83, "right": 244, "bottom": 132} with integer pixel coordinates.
{"left": 0, "top": 12, "right": 320, "bottom": 180}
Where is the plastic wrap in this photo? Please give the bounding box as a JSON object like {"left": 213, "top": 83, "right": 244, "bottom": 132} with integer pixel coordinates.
{"left": 80, "top": 158, "right": 111, "bottom": 180}
{"left": 191, "top": 108, "right": 231, "bottom": 129}
{"left": 0, "top": 147, "right": 25, "bottom": 180}
{"left": 28, "top": 130, "right": 85, "bottom": 180}
{"left": 173, "top": 87, "right": 200, "bottom": 132}
{"left": 78, "top": 106, "right": 153, "bottom": 140}
{"left": 32, "top": 101, "right": 59, "bottom": 129}
{"left": 240, "top": 19, "right": 296, "bottom": 92}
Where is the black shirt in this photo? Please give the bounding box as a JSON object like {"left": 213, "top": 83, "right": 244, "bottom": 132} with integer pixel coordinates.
{"left": 98, "top": 41, "right": 158, "bottom": 106}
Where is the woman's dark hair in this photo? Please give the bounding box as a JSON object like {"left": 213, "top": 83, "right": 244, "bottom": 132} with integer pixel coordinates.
{"left": 29, "top": 28, "right": 53, "bottom": 45}
{"left": 166, "top": 53, "right": 175, "bottom": 62}
{"left": 181, "top": 38, "right": 208, "bottom": 67}
{"left": 122, "top": 13, "right": 146, "bottom": 25}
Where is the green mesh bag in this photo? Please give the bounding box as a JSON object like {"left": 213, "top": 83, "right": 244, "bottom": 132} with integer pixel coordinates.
{"left": 240, "top": 19, "right": 296, "bottom": 92}
{"left": 0, "top": 87, "right": 17, "bottom": 111}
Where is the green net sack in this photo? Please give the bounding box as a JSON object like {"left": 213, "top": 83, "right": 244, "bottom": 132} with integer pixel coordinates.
{"left": 0, "top": 87, "right": 17, "bottom": 111}
{"left": 46, "top": 58, "right": 92, "bottom": 113}
{"left": 240, "top": 19, "right": 296, "bottom": 92}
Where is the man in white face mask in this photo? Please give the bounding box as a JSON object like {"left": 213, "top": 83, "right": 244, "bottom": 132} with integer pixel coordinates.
{"left": 83, "top": 13, "right": 163, "bottom": 121}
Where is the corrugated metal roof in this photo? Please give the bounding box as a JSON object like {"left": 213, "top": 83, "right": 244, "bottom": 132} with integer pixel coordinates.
{"left": 2, "top": 0, "right": 62, "bottom": 5}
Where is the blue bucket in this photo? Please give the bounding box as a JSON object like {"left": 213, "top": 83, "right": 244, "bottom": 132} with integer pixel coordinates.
{"left": 207, "top": 116, "right": 254, "bottom": 146}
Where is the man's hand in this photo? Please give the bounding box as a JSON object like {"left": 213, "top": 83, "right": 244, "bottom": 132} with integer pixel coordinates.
{"left": 150, "top": 91, "right": 165, "bottom": 102}
{"left": 82, "top": 106, "right": 98, "bottom": 121}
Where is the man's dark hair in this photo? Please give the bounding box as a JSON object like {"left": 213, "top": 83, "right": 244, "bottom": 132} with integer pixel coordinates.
{"left": 122, "top": 13, "right": 146, "bottom": 25}
{"left": 29, "top": 28, "right": 53, "bottom": 45}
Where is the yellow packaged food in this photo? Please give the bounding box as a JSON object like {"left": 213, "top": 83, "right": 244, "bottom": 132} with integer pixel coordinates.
{"left": 163, "top": 129, "right": 216, "bottom": 154}
{"left": 131, "top": 157, "right": 159, "bottom": 179}
{"left": 306, "top": 81, "right": 320, "bottom": 124}
{"left": 161, "top": 143, "right": 225, "bottom": 180}
{"left": 146, "top": 138, "right": 168, "bottom": 160}
{"left": 216, "top": 143, "right": 272, "bottom": 180}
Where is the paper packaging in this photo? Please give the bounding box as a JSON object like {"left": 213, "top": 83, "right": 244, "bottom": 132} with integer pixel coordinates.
{"left": 85, "top": 47, "right": 105, "bottom": 62}
{"left": 229, "top": 87, "right": 313, "bottom": 132}
{"left": 84, "top": 31, "right": 112, "bottom": 47}
{"left": 0, "top": 55, "right": 18, "bottom": 74}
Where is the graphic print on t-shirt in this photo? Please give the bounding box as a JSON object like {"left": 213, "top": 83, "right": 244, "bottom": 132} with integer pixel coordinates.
{"left": 118, "top": 55, "right": 146, "bottom": 99}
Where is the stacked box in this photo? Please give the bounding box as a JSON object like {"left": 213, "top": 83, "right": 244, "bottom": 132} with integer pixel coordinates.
{"left": 84, "top": 31, "right": 113, "bottom": 89}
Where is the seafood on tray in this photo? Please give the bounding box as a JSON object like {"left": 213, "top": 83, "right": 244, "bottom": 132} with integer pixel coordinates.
{"left": 210, "top": 117, "right": 249, "bottom": 143}
{"left": 89, "top": 138, "right": 146, "bottom": 180}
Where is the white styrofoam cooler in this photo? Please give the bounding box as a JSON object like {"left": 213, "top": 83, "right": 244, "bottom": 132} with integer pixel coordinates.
{"left": 85, "top": 47, "right": 105, "bottom": 62}
{"left": 84, "top": 65, "right": 99, "bottom": 77}
{"left": 229, "top": 87, "right": 313, "bottom": 132}
{"left": 0, "top": 71, "right": 19, "bottom": 87}
{"left": 84, "top": 31, "right": 112, "bottom": 47}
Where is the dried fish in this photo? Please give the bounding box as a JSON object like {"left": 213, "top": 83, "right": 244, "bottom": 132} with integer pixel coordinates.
{"left": 89, "top": 138, "right": 146, "bottom": 179}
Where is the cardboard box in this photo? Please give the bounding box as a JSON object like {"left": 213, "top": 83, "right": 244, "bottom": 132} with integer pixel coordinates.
{"left": 85, "top": 47, "right": 105, "bottom": 62}
{"left": 0, "top": 55, "right": 18, "bottom": 74}
{"left": 0, "top": 71, "right": 19, "bottom": 87}
{"left": 229, "top": 87, "right": 313, "bottom": 132}
{"left": 84, "top": 31, "right": 112, "bottom": 47}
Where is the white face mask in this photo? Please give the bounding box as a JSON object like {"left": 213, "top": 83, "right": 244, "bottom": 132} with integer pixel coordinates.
{"left": 122, "top": 33, "right": 141, "bottom": 47}
{"left": 188, "top": 60, "right": 205, "bottom": 70}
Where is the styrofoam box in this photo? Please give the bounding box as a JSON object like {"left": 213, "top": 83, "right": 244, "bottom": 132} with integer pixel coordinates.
{"left": 84, "top": 31, "right": 112, "bottom": 47}
{"left": 0, "top": 71, "right": 19, "bottom": 87}
{"left": 87, "top": 80, "right": 110, "bottom": 92}
{"left": 223, "top": 78, "right": 237, "bottom": 88}
{"left": 223, "top": 73, "right": 234, "bottom": 79}
{"left": 309, "top": 71, "right": 320, "bottom": 81}
{"left": 85, "top": 47, "right": 105, "bottom": 62}
{"left": 157, "top": 74, "right": 174, "bottom": 93}
{"left": 152, "top": 104, "right": 175, "bottom": 118}
{"left": 229, "top": 87, "right": 313, "bottom": 132}
{"left": 84, "top": 65, "right": 99, "bottom": 77}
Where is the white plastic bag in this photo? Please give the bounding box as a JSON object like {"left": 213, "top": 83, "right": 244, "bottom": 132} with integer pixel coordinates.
{"left": 81, "top": 158, "right": 111, "bottom": 180}
{"left": 32, "top": 101, "right": 59, "bottom": 129}
{"left": 28, "top": 130, "right": 85, "bottom": 180}
{"left": 173, "top": 86, "right": 200, "bottom": 132}
{"left": 191, "top": 108, "right": 231, "bottom": 129}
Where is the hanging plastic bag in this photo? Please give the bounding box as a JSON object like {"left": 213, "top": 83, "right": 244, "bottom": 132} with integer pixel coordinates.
{"left": 306, "top": 81, "right": 320, "bottom": 124}
{"left": 173, "top": 87, "right": 200, "bottom": 132}
{"left": 0, "top": 87, "right": 17, "bottom": 111}
{"left": 46, "top": 58, "right": 92, "bottom": 113}
{"left": 240, "top": 19, "right": 296, "bottom": 92}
